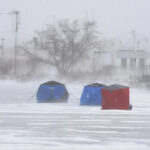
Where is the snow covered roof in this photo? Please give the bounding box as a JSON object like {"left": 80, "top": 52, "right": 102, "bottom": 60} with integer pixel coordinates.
{"left": 102, "top": 84, "right": 129, "bottom": 91}
{"left": 86, "top": 83, "right": 106, "bottom": 87}
{"left": 42, "top": 81, "right": 64, "bottom": 86}
{"left": 116, "top": 50, "right": 150, "bottom": 59}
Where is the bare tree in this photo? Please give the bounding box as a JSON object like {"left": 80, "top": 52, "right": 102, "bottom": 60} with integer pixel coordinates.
{"left": 24, "top": 19, "right": 99, "bottom": 75}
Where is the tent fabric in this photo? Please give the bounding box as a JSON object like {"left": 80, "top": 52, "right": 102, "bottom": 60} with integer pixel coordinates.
{"left": 36, "top": 81, "right": 69, "bottom": 103}
{"left": 86, "top": 83, "right": 106, "bottom": 87}
{"left": 102, "top": 84, "right": 129, "bottom": 91}
{"left": 42, "top": 81, "right": 64, "bottom": 86}
{"left": 101, "top": 84, "right": 130, "bottom": 110}
{"left": 80, "top": 83, "right": 106, "bottom": 106}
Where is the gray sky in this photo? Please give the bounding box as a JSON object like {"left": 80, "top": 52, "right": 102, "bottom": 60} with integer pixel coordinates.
{"left": 0, "top": 0, "right": 150, "bottom": 47}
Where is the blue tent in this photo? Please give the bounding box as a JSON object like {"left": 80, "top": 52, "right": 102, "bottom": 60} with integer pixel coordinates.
{"left": 36, "top": 81, "right": 69, "bottom": 103}
{"left": 80, "top": 83, "right": 106, "bottom": 106}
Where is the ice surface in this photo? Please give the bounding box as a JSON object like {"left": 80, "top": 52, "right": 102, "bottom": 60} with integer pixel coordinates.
{"left": 0, "top": 80, "right": 150, "bottom": 150}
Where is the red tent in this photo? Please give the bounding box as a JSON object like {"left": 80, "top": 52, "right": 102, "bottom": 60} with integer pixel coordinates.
{"left": 101, "top": 84, "right": 131, "bottom": 110}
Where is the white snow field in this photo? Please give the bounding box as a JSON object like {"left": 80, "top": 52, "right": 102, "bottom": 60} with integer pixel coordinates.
{"left": 0, "top": 80, "right": 150, "bottom": 150}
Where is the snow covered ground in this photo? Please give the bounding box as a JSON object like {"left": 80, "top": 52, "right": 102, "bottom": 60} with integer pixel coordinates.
{"left": 0, "top": 80, "right": 150, "bottom": 150}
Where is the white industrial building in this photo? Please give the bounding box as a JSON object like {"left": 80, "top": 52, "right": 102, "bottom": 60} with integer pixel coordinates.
{"left": 94, "top": 49, "right": 150, "bottom": 77}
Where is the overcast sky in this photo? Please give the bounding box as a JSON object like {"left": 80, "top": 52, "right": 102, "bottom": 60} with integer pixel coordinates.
{"left": 0, "top": 0, "right": 150, "bottom": 47}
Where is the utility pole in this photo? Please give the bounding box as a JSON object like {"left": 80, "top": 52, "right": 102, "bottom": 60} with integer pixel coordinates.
{"left": 93, "top": 51, "right": 96, "bottom": 73}
{"left": 0, "top": 12, "right": 11, "bottom": 59}
{"left": 137, "top": 38, "right": 148, "bottom": 51}
{"left": 137, "top": 41, "right": 140, "bottom": 50}
{"left": 111, "top": 41, "right": 114, "bottom": 66}
{"left": 33, "top": 37, "right": 37, "bottom": 57}
{"left": 132, "top": 30, "right": 136, "bottom": 51}
{"left": 119, "top": 40, "right": 122, "bottom": 49}
{"left": 1, "top": 38, "right": 4, "bottom": 58}
{"left": 12, "top": 10, "right": 19, "bottom": 75}
{"left": 145, "top": 38, "right": 148, "bottom": 51}
{"left": 93, "top": 47, "right": 102, "bottom": 73}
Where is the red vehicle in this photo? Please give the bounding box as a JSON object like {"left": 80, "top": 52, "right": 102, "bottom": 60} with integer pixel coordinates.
{"left": 101, "top": 84, "right": 132, "bottom": 110}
